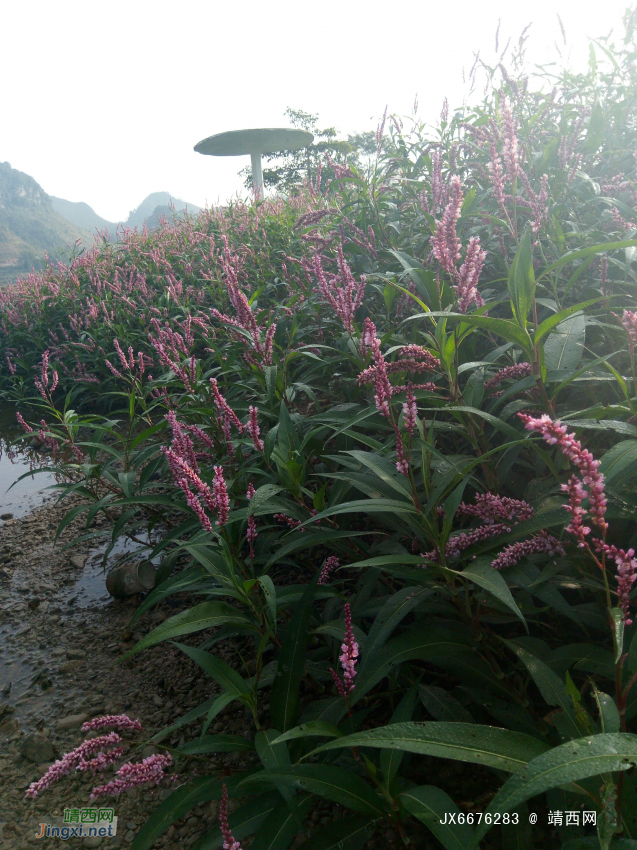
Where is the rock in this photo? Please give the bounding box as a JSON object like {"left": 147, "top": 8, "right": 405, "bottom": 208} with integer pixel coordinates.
{"left": 153, "top": 696, "right": 164, "bottom": 707}
{"left": 83, "top": 838, "right": 103, "bottom": 848}
{"left": 0, "top": 513, "right": 13, "bottom": 520}
{"left": 0, "top": 718, "right": 19, "bottom": 736}
{"left": 27, "top": 597, "right": 41, "bottom": 609}
{"left": 70, "top": 554, "right": 88, "bottom": 568}
{"left": 51, "top": 648, "right": 66, "bottom": 657}
{"left": 19, "top": 732, "right": 54, "bottom": 763}
{"left": 66, "top": 648, "right": 87, "bottom": 660}
{"left": 55, "top": 713, "right": 89, "bottom": 731}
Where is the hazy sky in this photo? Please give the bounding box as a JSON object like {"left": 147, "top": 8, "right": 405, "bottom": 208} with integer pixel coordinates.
{"left": 1, "top": 0, "right": 631, "bottom": 223}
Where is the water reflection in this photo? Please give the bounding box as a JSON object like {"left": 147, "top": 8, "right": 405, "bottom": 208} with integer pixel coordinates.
{"left": 0, "top": 407, "right": 57, "bottom": 518}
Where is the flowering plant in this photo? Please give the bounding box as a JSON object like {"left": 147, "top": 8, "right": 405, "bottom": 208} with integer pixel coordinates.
{"left": 8, "top": 12, "right": 637, "bottom": 850}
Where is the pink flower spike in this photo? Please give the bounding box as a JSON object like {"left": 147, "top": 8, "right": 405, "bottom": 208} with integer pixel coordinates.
{"left": 519, "top": 415, "right": 608, "bottom": 534}
{"left": 402, "top": 382, "right": 418, "bottom": 437}
{"left": 247, "top": 406, "right": 264, "bottom": 451}
{"left": 318, "top": 556, "right": 339, "bottom": 585}
{"left": 212, "top": 466, "right": 230, "bottom": 526}
{"left": 81, "top": 714, "right": 143, "bottom": 733}
{"left": 219, "top": 783, "right": 243, "bottom": 850}
{"left": 491, "top": 533, "right": 565, "bottom": 570}
{"left": 339, "top": 603, "right": 359, "bottom": 693}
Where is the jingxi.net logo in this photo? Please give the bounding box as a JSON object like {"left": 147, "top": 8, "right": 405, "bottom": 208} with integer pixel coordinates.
{"left": 35, "top": 807, "right": 118, "bottom": 839}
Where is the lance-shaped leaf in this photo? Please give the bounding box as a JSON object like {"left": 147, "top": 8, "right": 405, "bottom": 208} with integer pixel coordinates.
{"left": 270, "top": 573, "right": 318, "bottom": 731}
{"left": 296, "top": 815, "right": 382, "bottom": 850}
{"left": 239, "top": 765, "right": 385, "bottom": 816}
{"left": 304, "top": 722, "right": 549, "bottom": 773}
{"left": 250, "top": 795, "right": 314, "bottom": 850}
{"left": 400, "top": 785, "right": 475, "bottom": 850}
{"left": 472, "top": 733, "right": 637, "bottom": 845}
{"left": 131, "top": 773, "right": 260, "bottom": 850}
{"left": 192, "top": 791, "right": 282, "bottom": 850}
{"left": 460, "top": 559, "right": 527, "bottom": 630}
{"left": 120, "top": 602, "right": 256, "bottom": 659}
{"left": 508, "top": 231, "right": 536, "bottom": 328}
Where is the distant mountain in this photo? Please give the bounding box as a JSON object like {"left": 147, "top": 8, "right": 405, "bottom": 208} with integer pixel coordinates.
{"left": 0, "top": 164, "right": 201, "bottom": 285}
{"left": 51, "top": 191, "right": 200, "bottom": 234}
{"left": 124, "top": 193, "right": 200, "bottom": 229}
{"left": 0, "top": 162, "right": 93, "bottom": 285}
{"left": 50, "top": 196, "right": 115, "bottom": 234}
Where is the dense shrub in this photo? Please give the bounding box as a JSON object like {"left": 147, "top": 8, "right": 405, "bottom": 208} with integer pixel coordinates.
{"left": 4, "top": 12, "right": 637, "bottom": 850}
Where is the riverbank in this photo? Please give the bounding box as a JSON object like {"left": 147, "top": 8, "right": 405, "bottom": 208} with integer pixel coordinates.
{"left": 0, "top": 494, "right": 238, "bottom": 849}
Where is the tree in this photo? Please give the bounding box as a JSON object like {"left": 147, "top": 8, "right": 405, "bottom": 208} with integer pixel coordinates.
{"left": 239, "top": 108, "right": 377, "bottom": 194}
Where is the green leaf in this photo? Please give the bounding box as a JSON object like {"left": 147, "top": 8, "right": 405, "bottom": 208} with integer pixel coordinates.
{"left": 585, "top": 103, "right": 605, "bottom": 154}
{"left": 508, "top": 231, "right": 536, "bottom": 328}
{"left": 270, "top": 722, "right": 344, "bottom": 745}
{"left": 305, "top": 721, "right": 549, "bottom": 773}
{"left": 177, "top": 735, "right": 256, "bottom": 755}
{"left": 544, "top": 314, "right": 586, "bottom": 373}
{"left": 599, "top": 440, "right": 637, "bottom": 484}
{"left": 381, "top": 683, "right": 420, "bottom": 782}
{"left": 534, "top": 300, "right": 600, "bottom": 345}
{"left": 504, "top": 642, "right": 583, "bottom": 739}
{"left": 239, "top": 765, "right": 385, "bottom": 816}
{"left": 473, "top": 734, "right": 637, "bottom": 845}
{"left": 255, "top": 729, "right": 291, "bottom": 770}
{"left": 358, "top": 586, "right": 433, "bottom": 678}
{"left": 400, "top": 785, "right": 475, "bottom": 850}
{"left": 173, "top": 642, "right": 250, "bottom": 698}
{"left": 406, "top": 312, "right": 533, "bottom": 356}
{"left": 250, "top": 796, "right": 314, "bottom": 850}
{"left": 610, "top": 608, "right": 625, "bottom": 663}
{"left": 131, "top": 774, "right": 258, "bottom": 850}
{"left": 419, "top": 686, "right": 474, "bottom": 723}
{"left": 258, "top": 575, "right": 277, "bottom": 631}
{"left": 538, "top": 241, "right": 637, "bottom": 280}
{"left": 461, "top": 559, "right": 527, "bottom": 629}
{"left": 270, "top": 573, "right": 318, "bottom": 731}
{"left": 247, "top": 484, "right": 287, "bottom": 516}
{"left": 592, "top": 688, "right": 620, "bottom": 734}
{"left": 120, "top": 602, "right": 255, "bottom": 659}
{"left": 193, "top": 791, "right": 281, "bottom": 850}
{"left": 295, "top": 815, "right": 381, "bottom": 850}
{"left": 501, "top": 803, "right": 534, "bottom": 850}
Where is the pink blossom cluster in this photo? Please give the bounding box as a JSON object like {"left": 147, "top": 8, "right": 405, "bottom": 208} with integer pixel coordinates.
{"left": 457, "top": 493, "right": 534, "bottom": 524}
{"left": 247, "top": 406, "right": 264, "bottom": 451}
{"left": 148, "top": 318, "right": 196, "bottom": 392}
{"left": 491, "top": 532, "right": 565, "bottom": 570}
{"left": 430, "top": 177, "right": 487, "bottom": 313}
{"left": 594, "top": 542, "right": 637, "bottom": 625}
{"left": 309, "top": 243, "right": 366, "bottom": 333}
{"left": 519, "top": 414, "right": 608, "bottom": 535}
{"left": 622, "top": 310, "right": 637, "bottom": 356}
{"left": 273, "top": 513, "right": 304, "bottom": 532}
{"left": 456, "top": 237, "right": 487, "bottom": 313}
{"left": 25, "top": 732, "right": 123, "bottom": 797}
{"left": 318, "top": 555, "right": 340, "bottom": 585}
{"left": 81, "top": 714, "right": 143, "bottom": 733}
{"left": 431, "top": 176, "right": 463, "bottom": 277}
{"left": 162, "top": 442, "right": 230, "bottom": 530}
{"left": 90, "top": 753, "right": 173, "bottom": 799}
{"left": 402, "top": 383, "right": 418, "bottom": 437}
{"left": 209, "top": 237, "right": 275, "bottom": 368}
{"left": 34, "top": 350, "right": 59, "bottom": 400}
{"left": 219, "top": 783, "right": 243, "bottom": 850}
{"left": 330, "top": 602, "right": 359, "bottom": 697}
{"left": 209, "top": 377, "right": 245, "bottom": 435}
{"left": 246, "top": 483, "right": 257, "bottom": 558}
{"left": 485, "top": 362, "right": 532, "bottom": 390}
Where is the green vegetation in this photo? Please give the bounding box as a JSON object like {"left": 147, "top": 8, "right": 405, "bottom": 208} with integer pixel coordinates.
{"left": 3, "top": 11, "right": 637, "bottom": 850}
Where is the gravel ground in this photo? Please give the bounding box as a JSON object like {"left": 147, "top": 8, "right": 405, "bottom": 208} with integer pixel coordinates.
{"left": 0, "top": 497, "right": 233, "bottom": 850}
